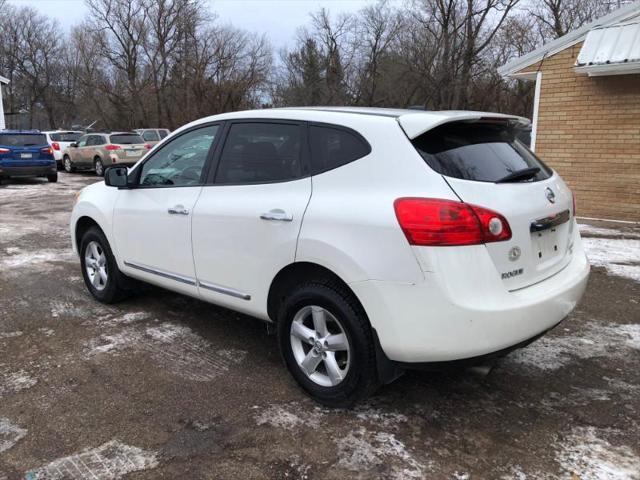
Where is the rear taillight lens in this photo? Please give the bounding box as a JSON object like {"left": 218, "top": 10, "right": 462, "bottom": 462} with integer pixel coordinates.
{"left": 394, "top": 198, "right": 512, "bottom": 246}
{"left": 105, "top": 144, "right": 121, "bottom": 151}
{"left": 144, "top": 144, "right": 152, "bottom": 149}
{"left": 41, "top": 147, "right": 53, "bottom": 155}
{"left": 52, "top": 142, "right": 61, "bottom": 151}
{"left": 0, "top": 147, "right": 9, "bottom": 154}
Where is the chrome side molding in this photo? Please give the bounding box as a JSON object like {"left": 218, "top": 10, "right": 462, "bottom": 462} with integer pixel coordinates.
{"left": 124, "top": 261, "right": 196, "bottom": 286}
{"left": 197, "top": 280, "right": 251, "bottom": 300}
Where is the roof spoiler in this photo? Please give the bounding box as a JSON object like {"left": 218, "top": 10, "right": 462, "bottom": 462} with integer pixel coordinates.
{"left": 397, "top": 112, "right": 530, "bottom": 139}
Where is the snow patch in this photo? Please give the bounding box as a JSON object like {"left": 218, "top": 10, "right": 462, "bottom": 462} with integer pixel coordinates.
{"left": 335, "top": 427, "right": 427, "bottom": 479}
{"left": 0, "top": 248, "right": 75, "bottom": 271}
{"left": 25, "top": 440, "right": 158, "bottom": 479}
{"left": 353, "top": 406, "right": 408, "bottom": 429}
{"left": 582, "top": 237, "right": 640, "bottom": 283}
{"left": 0, "top": 417, "right": 27, "bottom": 453}
{"left": 579, "top": 224, "right": 640, "bottom": 238}
{"left": 255, "top": 402, "right": 326, "bottom": 430}
{"left": 0, "top": 370, "right": 38, "bottom": 396}
{"left": 85, "top": 323, "right": 247, "bottom": 381}
{"left": 555, "top": 427, "right": 640, "bottom": 480}
{"left": 0, "top": 331, "right": 23, "bottom": 339}
{"left": 508, "top": 321, "right": 640, "bottom": 370}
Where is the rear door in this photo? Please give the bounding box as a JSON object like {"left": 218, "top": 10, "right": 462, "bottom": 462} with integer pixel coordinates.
{"left": 408, "top": 119, "right": 574, "bottom": 290}
{"left": 191, "top": 120, "right": 311, "bottom": 318}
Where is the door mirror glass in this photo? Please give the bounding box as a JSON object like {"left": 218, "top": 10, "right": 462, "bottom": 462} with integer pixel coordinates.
{"left": 105, "top": 166, "right": 129, "bottom": 187}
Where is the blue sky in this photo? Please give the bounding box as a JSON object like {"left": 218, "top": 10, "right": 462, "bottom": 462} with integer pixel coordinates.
{"left": 10, "top": 0, "right": 381, "bottom": 49}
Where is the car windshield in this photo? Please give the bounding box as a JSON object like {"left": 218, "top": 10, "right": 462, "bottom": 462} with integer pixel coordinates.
{"left": 50, "top": 132, "right": 83, "bottom": 142}
{"left": 411, "top": 122, "right": 552, "bottom": 183}
{"left": 0, "top": 134, "right": 48, "bottom": 147}
{"left": 110, "top": 134, "right": 144, "bottom": 145}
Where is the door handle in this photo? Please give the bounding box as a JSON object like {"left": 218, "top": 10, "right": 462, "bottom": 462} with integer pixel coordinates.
{"left": 260, "top": 209, "right": 293, "bottom": 222}
{"left": 168, "top": 205, "right": 189, "bottom": 215}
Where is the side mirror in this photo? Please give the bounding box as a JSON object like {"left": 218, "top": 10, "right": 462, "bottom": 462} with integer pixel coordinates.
{"left": 105, "top": 166, "right": 130, "bottom": 188}
{"left": 70, "top": 142, "right": 78, "bottom": 148}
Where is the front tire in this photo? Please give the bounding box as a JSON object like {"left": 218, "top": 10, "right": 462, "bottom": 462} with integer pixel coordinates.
{"left": 277, "top": 280, "right": 378, "bottom": 407}
{"left": 63, "top": 156, "right": 75, "bottom": 173}
{"left": 94, "top": 158, "right": 104, "bottom": 176}
{"left": 80, "top": 226, "right": 131, "bottom": 303}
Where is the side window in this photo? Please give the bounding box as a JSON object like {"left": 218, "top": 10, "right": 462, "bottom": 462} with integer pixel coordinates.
{"left": 309, "top": 125, "right": 370, "bottom": 175}
{"left": 77, "top": 135, "right": 89, "bottom": 147}
{"left": 159, "top": 129, "right": 169, "bottom": 139}
{"left": 87, "top": 136, "right": 99, "bottom": 146}
{"left": 143, "top": 130, "right": 160, "bottom": 141}
{"left": 215, "top": 122, "right": 303, "bottom": 184}
{"left": 95, "top": 135, "right": 106, "bottom": 146}
{"left": 138, "top": 125, "right": 219, "bottom": 187}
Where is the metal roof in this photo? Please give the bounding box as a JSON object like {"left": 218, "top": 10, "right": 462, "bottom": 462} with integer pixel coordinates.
{"left": 498, "top": 1, "right": 640, "bottom": 79}
{"left": 574, "top": 18, "right": 640, "bottom": 75}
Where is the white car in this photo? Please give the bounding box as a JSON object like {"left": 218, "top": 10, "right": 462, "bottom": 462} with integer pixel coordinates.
{"left": 43, "top": 130, "right": 84, "bottom": 168}
{"left": 70, "top": 107, "right": 590, "bottom": 406}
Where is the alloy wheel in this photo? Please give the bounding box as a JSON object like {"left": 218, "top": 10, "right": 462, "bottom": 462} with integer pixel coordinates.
{"left": 290, "top": 305, "right": 350, "bottom": 387}
{"left": 64, "top": 157, "right": 72, "bottom": 172}
{"left": 85, "top": 241, "right": 108, "bottom": 291}
{"left": 95, "top": 159, "right": 104, "bottom": 176}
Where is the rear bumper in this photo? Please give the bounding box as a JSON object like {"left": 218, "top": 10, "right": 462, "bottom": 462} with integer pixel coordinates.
{"left": 350, "top": 230, "right": 590, "bottom": 363}
{"left": 0, "top": 164, "right": 57, "bottom": 177}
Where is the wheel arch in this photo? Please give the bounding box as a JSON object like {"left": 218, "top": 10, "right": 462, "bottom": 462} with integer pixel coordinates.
{"left": 74, "top": 216, "right": 105, "bottom": 253}
{"left": 267, "top": 261, "right": 366, "bottom": 323}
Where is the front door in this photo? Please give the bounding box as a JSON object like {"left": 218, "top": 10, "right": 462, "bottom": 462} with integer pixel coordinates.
{"left": 192, "top": 121, "right": 312, "bottom": 318}
{"left": 112, "top": 124, "right": 220, "bottom": 296}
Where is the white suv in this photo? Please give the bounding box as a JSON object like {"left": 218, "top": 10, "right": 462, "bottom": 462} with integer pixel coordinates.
{"left": 70, "top": 107, "right": 590, "bottom": 406}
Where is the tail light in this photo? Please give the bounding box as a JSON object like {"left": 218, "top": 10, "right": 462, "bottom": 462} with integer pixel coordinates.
{"left": 41, "top": 147, "right": 53, "bottom": 155}
{"left": 144, "top": 144, "right": 152, "bottom": 149}
{"left": 394, "top": 198, "right": 512, "bottom": 246}
{"left": 51, "top": 142, "right": 61, "bottom": 151}
{"left": 572, "top": 192, "right": 576, "bottom": 217}
{"left": 0, "top": 147, "right": 9, "bottom": 154}
{"left": 105, "top": 144, "right": 121, "bottom": 151}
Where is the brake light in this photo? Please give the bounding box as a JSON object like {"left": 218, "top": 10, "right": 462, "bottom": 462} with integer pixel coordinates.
{"left": 0, "top": 148, "right": 9, "bottom": 154}
{"left": 572, "top": 192, "right": 576, "bottom": 217}
{"left": 41, "top": 147, "right": 53, "bottom": 155}
{"left": 393, "top": 198, "right": 512, "bottom": 246}
{"left": 51, "top": 142, "right": 61, "bottom": 151}
{"left": 105, "top": 144, "right": 121, "bottom": 151}
{"left": 144, "top": 144, "right": 152, "bottom": 149}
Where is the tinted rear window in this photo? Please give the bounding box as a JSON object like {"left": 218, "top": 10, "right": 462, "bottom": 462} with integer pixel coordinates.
{"left": 411, "top": 122, "right": 552, "bottom": 182}
{"left": 309, "top": 125, "right": 370, "bottom": 174}
{"left": 110, "top": 134, "right": 144, "bottom": 144}
{"left": 50, "top": 132, "right": 82, "bottom": 142}
{"left": 0, "top": 134, "right": 47, "bottom": 147}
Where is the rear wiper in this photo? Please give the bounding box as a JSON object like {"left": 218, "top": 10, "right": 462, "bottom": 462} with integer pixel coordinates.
{"left": 495, "top": 167, "right": 540, "bottom": 183}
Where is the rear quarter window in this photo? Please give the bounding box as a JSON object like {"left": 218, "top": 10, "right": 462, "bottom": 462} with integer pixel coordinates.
{"left": 411, "top": 122, "right": 552, "bottom": 183}
{"left": 0, "top": 134, "right": 48, "bottom": 146}
{"left": 110, "top": 134, "right": 144, "bottom": 145}
{"left": 309, "top": 125, "right": 371, "bottom": 175}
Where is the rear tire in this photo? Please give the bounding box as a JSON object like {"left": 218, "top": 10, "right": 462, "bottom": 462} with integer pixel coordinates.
{"left": 63, "top": 155, "right": 75, "bottom": 173}
{"left": 47, "top": 173, "right": 58, "bottom": 183}
{"left": 80, "top": 226, "right": 132, "bottom": 303}
{"left": 277, "top": 280, "right": 379, "bottom": 407}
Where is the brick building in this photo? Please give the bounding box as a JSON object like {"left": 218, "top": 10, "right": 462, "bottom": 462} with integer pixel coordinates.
{"left": 499, "top": 2, "right": 640, "bottom": 222}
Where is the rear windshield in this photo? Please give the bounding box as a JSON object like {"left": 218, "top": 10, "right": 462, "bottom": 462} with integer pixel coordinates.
{"left": 411, "top": 122, "right": 552, "bottom": 183}
{"left": 0, "top": 134, "right": 47, "bottom": 147}
{"left": 50, "top": 132, "right": 82, "bottom": 142}
{"left": 110, "top": 134, "right": 144, "bottom": 145}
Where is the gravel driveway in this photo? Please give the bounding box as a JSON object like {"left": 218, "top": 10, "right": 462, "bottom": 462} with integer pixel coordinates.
{"left": 1, "top": 173, "right": 639, "bottom": 479}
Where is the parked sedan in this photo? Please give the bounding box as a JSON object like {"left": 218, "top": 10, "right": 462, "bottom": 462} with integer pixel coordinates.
{"left": 62, "top": 132, "right": 150, "bottom": 175}
{"left": 0, "top": 130, "right": 57, "bottom": 183}
{"left": 134, "top": 128, "right": 170, "bottom": 146}
{"left": 71, "top": 107, "right": 590, "bottom": 406}
{"left": 43, "top": 130, "right": 84, "bottom": 169}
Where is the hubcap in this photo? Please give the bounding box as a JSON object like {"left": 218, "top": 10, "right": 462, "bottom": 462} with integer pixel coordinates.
{"left": 95, "top": 161, "right": 103, "bottom": 176}
{"left": 290, "top": 306, "right": 350, "bottom": 387}
{"left": 84, "top": 241, "right": 108, "bottom": 291}
{"left": 64, "top": 158, "right": 71, "bottom": 172}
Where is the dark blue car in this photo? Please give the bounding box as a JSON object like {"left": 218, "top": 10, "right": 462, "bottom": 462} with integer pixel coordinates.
{"left": 0, "top": 130, "right": 58, "bottom": 183}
